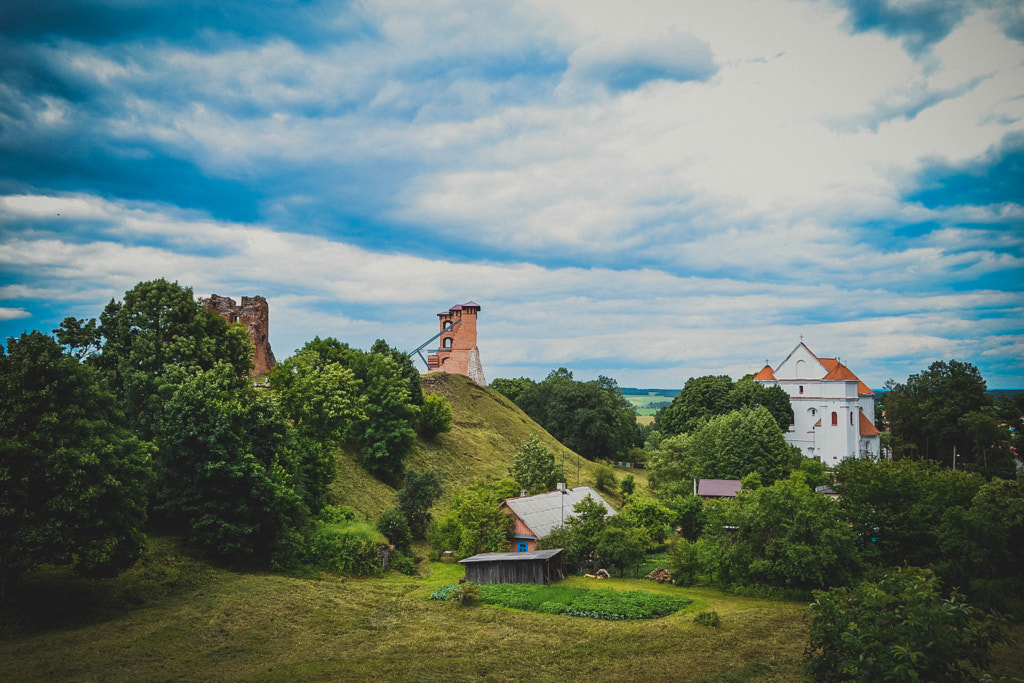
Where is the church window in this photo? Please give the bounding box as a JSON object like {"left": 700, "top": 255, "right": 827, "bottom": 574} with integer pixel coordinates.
{"left": 850, "top": 412, "right": 854, "bottom": 425}
{"left": 831, "top": 412, "right": 838, "bottom": 426}
{"left": 799, "top": 385, "right": 804, "bottom": 394}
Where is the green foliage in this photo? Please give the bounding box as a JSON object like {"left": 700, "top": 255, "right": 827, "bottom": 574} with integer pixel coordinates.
{"left": 153, "top": 364, "right": 310, "bottom": 563}
{"left": 510, "top": 435, "right": 562, "bottom": 495}
{"left": 646, "top": 433, "right": 697, "bottom": 499}
{"left": 668, "top": 537, "right": 700, "bottom": 586}
{"left": 667, "top": 495, "right": 706, "bottom": 541}
{"left": 457, "top": 581, "right": 481, "bottom": 606}
{"left": 593, "top": 462, "right": 617, "bottom": 493}
{"left": 693, "top": 610, "right": 720, "bottom": 627}
{"left": 436, "top": 583, "right": 691, "bottom": 620}
{"left": 427, "top": 482, "right": 512, "bottom": 560}
{"left": 596, "top": 522, "right": 648, "bottom": 578}
{"left": 834, "top": 458, "right": 985, "bottom": 569}
{"left": 690, "top": 407, "right": 799, "bottom": 485}
{"left": 0, "top": 331, "right": 151, "bottom": 592}
{"left": 268, "top": 348, "right": 364, "bottom": 445}
{"left": 377, "top": 507, "right": 412, "bottom": 552}
{"left": 562, "top": 494, "right": 611, "bottom": 571}
{"left": 881, "top": 360, "right": 1005, "bottom": 470}
{"left": 369, "top": 338, "right": 424, "bottom": 407}
{"left": 655, "top": 375, "right": 793, "bottom": 436}
{"left": 388, "top": 551, "right": 417, "bottom": 576}
{"left": 807, "top": 566, "right": 1007, "bottom": 682}
{"left": 347, "top": 353, "right": 418, "bottom": 483}
{"left": 621, "top": 495, "right": 672, "bottom": 546}
{"left": 397, "top": 469, "right": 443, "bottom": 540}
{"left": 418, "top": 393, "right": 453, "bottom": 438}
{"left": 305, "top": 522, "right": 384, "bottom": 577}
{"left": 93, "top": 279, "right": 253, "bottom": 439}
{"left": 620, "top": 474, "right": 635, "bottom": 497}
{"left": 699, "top": 475, "right": 861, "bottom": 590}
{"left": 504, "top": 369, "right": 638, "bottom": 461}
{"left": 489, "top": 377, "right": 536, "bottom": 405}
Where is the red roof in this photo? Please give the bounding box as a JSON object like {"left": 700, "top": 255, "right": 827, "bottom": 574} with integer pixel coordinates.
{"left": 823, "top": 362, "right": 858, "bottom": 381}
{"left": 859, "top": 411, "right": 880, "bottom": 437}
{"left": 753, "top": 364, "right": 776, "bottom": 380}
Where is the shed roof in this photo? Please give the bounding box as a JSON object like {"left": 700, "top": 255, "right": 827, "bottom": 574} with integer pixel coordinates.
{"left": 502, "top": 486, "right": 616, "bottom": 540}
{"left": 460, "top": 549, "right": 563, "bottom": 564}
{"left": 697, "top": 479, "right": 742, "bottom": 497}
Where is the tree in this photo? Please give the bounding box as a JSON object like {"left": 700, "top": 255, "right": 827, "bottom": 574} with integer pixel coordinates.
{"left": 958, "top": 408, "right": 1015, "bottom": 478}
{"left": 562, "top": 494, "right": 611, "bottom": 572}
{"left": 620, "top": 495, "right": 672, "bottom": 546}
{"left": 377, "top": 507, "right": 412, "bottom": 553}
{"left": 655, "top": 374, "right": 793, "bottom": 436}
{"left": 511, "top": 369, "right": 638, "bottom": 461}
{"left": 397, "top": 470, "right": 443, "bottom": 540}
{"left": 93, "top": 279, "right": 253, "bottom": 438}
{"left": 489, "top": 377, "right": 536, "bottom": 405}
{"left": 418, "top": 393, "right": 453, "bottom": 438}
{"left": 269, "top": 348, "right": 365, "bottom": 445}
{"left": 881, "top": 360, "right": 993, "bottom": 464}
{"left": 0, "top": 331, "right": 151, "bottom": 594}
{"left": 807, "top": 566, "right": 1006, "bottom": 682}
{"left": 370, "top": 338, "right": 424, "bottom": 407}
{"left": 510, "top": 436, "right": 562, "bottom": 495}
{"left": 688, "top": 407, "right": 799, "bottom": 485}
{"left": 427, "top": 482, "right": 512, "bottom": 559}
{"left": 646, "top": 433, "right": 698, "bottom": 499}
{"left": 596, "top": 520, "right": 647, "bottom": 578}
{"left": 699, "top": 474, "right": 861, "bottom": 590}
{"left": 834, "top": 458, "right": 985, "bottom": 569}
{"left": 153, "top": 363, "right": 309, "bottom": 563}
{"left": 346, "top": 354, "right": 418, "bottom": 483}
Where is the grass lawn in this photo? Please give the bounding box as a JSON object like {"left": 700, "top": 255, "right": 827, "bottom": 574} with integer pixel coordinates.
{"left": 3, "top": 538, "right": 811, "bottom": 682}
{"left": 4, "top": 538, "right": 1019, "bottom": 682}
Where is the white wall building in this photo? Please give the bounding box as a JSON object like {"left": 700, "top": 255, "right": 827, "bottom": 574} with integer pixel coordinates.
{"left": 754, "top": 342, "right": 881, "bottom": 466}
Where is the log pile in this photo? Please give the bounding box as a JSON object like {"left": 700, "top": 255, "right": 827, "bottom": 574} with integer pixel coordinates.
{"left": 645, "top": 568, "right": 673, "bottom": 584}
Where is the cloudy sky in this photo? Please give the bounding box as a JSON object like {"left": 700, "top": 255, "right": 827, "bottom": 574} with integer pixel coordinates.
{"left": 1, "top": 0, "right": 1022, "bottom": 389}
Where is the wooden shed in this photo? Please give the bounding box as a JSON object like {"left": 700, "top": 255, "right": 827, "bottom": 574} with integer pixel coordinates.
{"left": 459, "top": 549, "right": 566, "bottom": 585}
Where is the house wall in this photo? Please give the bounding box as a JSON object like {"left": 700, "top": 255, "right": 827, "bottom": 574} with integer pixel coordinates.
{"left": 463, "top": 557, "right": 565, "bottom": 585}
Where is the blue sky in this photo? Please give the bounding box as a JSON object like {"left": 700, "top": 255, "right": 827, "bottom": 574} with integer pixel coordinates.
{"left": 1, "top": 0, "right": 1022, "bottom": 389}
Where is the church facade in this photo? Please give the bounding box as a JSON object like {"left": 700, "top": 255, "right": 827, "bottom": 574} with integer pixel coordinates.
{"left": 754, "top": 342, "right": 881, "bottom": 465}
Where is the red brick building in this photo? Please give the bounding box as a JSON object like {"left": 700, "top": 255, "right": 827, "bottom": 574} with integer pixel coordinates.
{"left": 426, "top": 302, "right": 485, "bottom": 385}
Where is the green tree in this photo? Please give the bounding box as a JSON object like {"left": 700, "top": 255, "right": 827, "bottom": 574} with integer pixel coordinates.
{"left": 620, "top": 474, "right": 635, "bottom": 497}
{"left": 563, "top": 494, "right": 611, "bottom": 572}
{"left": 621, "top": 495, "right": 672, "bottom": 546}
{"left": 427, "top": 482, "right": 512, "bottom": 559}
{"left": 93, "top": 279, "right": 253, "bottom": 438}
{"left": 154, "top": 363, "right": 309, "bottom": 563}
{"left": 510, "top": 436, "right": 562, "bottom": 495}
{"left": 596, "top": 520, "right": 647, "bottom": 578}
{"left": 370, "top": 338, "right": 424, "bottom": 406}
{"left": 418, "top": 393, "right": 453, "bottom": 438}
{"left": 699, "top": 474, "right": 861, "bottom": 590}
{"left": 397, "top": 469, "right": 443, "bottom": 540}
{"left": 807, "top": 566, "right": 1006, "bottom": 682}
{"left": 656, "top": 375, "right": 794, "bottom": 435}
{"left": 881, "top": 360, "right": 993, "bottom": 464}
{"left": 347, "top": 354, "right": 418, "bottom": 483}
{"left": 489, "top": 377, "right": 537, "bottom": 405}
{"left": 689, "top": 407, "right": 799, "bottom": 485}
{"left": 667, "top": 494, "right": 705, "bottom": 541}
{"left": 958, "top": 408, "right": 1015, "bottom": 478}
{"left": 0, "top": 331, "right": 151, "bottom": 594}
{"left": 269, "top": 348, "right": 365, "bottom": 445}
{"left": 646, "top": 433, "right": 698, "bottom": 499}
{"left": 377, "top": 507, "right": 412, "bottom": 553}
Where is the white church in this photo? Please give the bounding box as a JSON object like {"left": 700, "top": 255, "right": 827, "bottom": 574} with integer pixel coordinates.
{"left": 754, "top": 342, "right": 881, "bottom": 465}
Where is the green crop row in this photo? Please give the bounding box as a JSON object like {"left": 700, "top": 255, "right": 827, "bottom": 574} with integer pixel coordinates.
{"left": 431, "top": 583, "right": 690, "bottom": 620}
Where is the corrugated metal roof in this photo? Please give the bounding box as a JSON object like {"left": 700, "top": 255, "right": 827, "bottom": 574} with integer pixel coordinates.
{"left": 460, "top": 549, "right": 563, "bottom": 563}
{"left": 503, "top": 486, "right": 616, "bottom": 539}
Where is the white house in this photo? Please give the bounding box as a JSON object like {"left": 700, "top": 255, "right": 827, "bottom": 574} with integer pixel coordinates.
{"left": 754, "top": 342, "right": 881, "bottom": 465}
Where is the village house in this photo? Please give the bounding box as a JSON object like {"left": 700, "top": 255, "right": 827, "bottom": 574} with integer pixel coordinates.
{"left": 754, "top": 342, "right": 881, "bottom": 465}
{"left": 696, "top": 479, "right": 742, "bottom": 500}
{"left": 459, "top": 549, "right": 566, "bottom": 585}
{"left": 500, "top": 485, "right": 616, "bottom": 553}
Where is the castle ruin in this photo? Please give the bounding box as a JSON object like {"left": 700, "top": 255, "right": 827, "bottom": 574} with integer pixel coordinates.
{"left": 202, "top": 294, "right": 276, "bottom": 376}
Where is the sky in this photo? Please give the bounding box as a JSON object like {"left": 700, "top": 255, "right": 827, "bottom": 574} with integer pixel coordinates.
{"left": 1, "top": 0, "right": 1022, "bottom": 390}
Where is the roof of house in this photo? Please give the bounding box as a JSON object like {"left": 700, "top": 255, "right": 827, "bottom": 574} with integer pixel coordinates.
{"left": 697, "top": 479, "right": 743, "bottom": 497}
{"left": 459, "top": 548, "right": 563, "bottom": 564}
{"left": 753, "top": 364, "right": 776, "bottom": 381}
{"left": 859, "top": 410, "right": 881, "bottom": 437}
{"left": 502, "top": 486, "right": 616, "bottom": 540}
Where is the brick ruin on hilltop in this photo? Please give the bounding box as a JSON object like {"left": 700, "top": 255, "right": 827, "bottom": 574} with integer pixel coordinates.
{"left": 425, "top": 302, "right": 485, "bottom": 386}
{"left": 202, "top": 294, "right": 276, "bottom": 376}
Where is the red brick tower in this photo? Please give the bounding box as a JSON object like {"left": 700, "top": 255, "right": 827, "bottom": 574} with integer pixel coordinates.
{"left": 426, "top": 302, "right": 485, "bottom": 385}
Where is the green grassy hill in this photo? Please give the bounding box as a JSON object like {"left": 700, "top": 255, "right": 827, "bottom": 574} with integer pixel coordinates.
{"left": 328, "top": 373, "right": 635, "bottom": 518}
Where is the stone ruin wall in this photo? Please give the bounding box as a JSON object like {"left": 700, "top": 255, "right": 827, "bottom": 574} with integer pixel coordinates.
{"left": 202, "top": 294, "right": 276, "bottom": 376}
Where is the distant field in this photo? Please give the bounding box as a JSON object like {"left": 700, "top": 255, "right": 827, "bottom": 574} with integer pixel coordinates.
{"left": 622, "top": 388, "right": 677, "bottom": 418}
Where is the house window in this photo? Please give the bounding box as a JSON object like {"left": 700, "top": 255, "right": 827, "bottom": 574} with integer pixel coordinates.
{"left": 517, "top": 542, "right": 528, "bottom": 552}
{"left": 831, "top": 412, "right": 838, "bottom": 426}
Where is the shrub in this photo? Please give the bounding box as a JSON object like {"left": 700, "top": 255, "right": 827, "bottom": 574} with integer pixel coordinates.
{"left": 377, "top": 507, "right": 412, "bottom": 553}
{"left": 693, "top": 610, "right": 720, "bottom": 628}
{"left": 305, "top": 523, "right": 384, "bottom": 577}
{"left": 594, "top": 463, "right": 617, "bottom": 493}
{"left": 620, "top": 474, "right": 635, "bottom": 497}
{"left": 389, "top": 551, "right": 417, "bottom": 576}
{"left": 418, "top": 394, "right": 453, "bottom": 438}
{"left": 319, "top": 505, "right": 358, "bottom": 524}
{"left": 807, "top": 566, "right": 1006, "bottom": 682}
{"left": 457, "top": 581, "right": 481, "bottom": 606}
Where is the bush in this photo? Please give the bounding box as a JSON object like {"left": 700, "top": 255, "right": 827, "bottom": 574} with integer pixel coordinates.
{"left": 457, "top": 581, "right": 481, "bottom": 606}
{"left": 807, "top": 566, "right": 1007, "bottom": 682}
{"left": 418, "top": 394, "right": 453, "bottom": 438}
{"left": 620, "top": 474, "right": 635, "bottom": 497}
{"left": 693, "top": 610, "right": 720, "bottom": 628}
{"left": 305, "top": 523, "right": 384, "bottom": 577}
{"left": 377, "top": 507, "right": 412, "bottom": 553}
{"left": 389, "top": 552, "right": 417, "bottom": 576}
{"left": 594, "top": 463, "right": 617, "bottom": 493}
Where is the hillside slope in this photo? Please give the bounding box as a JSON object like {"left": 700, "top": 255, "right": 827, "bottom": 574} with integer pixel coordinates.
{"left": 328, "top": 373, "right": 628, "bottom": 518}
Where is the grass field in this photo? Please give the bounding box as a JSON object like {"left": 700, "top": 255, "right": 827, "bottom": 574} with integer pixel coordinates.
{"left": 3, "top": 537, "right": 1021, "bottom": 682}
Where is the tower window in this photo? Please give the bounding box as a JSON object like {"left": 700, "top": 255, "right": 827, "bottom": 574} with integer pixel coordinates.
{"left": 443, "top": 337, "right": 452, "bottom": 349}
